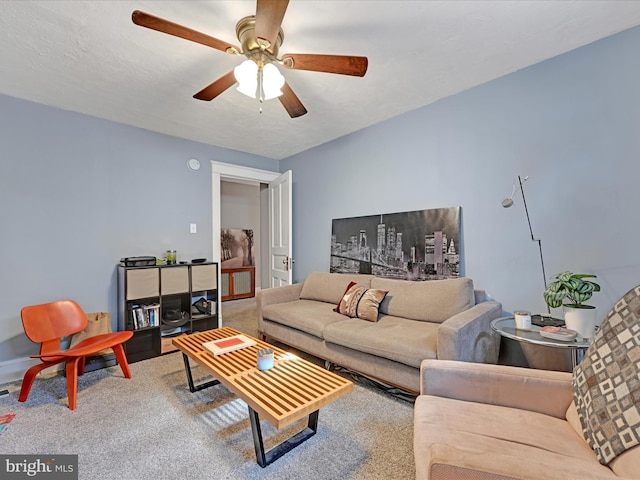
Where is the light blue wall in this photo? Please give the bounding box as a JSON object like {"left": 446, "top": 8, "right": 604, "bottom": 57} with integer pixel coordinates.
{"left": 0, "top": 95, "right": 276, "bottom": 361}
{"left": 281, "top": 26, "right": 640, "bottom": 319}
{"left": 3, "top": 25, "right": 639, "bottom": 367}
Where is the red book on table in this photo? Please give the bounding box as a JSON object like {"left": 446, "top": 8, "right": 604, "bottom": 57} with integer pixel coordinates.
{"left": 203, "top": 334, "right": 257, "bottom": 355}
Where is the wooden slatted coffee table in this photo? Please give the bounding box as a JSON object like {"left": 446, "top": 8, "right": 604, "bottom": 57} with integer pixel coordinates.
{"left": 172, "top": 327, "right": 353, "bottom": 467}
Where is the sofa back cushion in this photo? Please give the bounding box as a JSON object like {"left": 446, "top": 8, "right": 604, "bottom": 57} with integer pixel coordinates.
{"left": 299, "top": 272, "right": 373, "bottom": 304}
{"left": 371, "top": 277, "right": 474, "bottom": 322}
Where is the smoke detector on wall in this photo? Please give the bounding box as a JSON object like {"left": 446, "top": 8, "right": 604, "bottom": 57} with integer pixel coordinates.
{"left": 187, "top": 158, "right": 201, "bottom": 171}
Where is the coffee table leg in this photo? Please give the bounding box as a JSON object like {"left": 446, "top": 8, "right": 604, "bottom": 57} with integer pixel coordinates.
{"left": 249, "top": 406, "right": 319, "bottom": 468}
{"left": 181, "top": 353, "right": 220, "bottom": 393}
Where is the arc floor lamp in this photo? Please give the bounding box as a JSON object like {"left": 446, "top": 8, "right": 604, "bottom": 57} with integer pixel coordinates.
{"left": 502, "top": 175, "right": 550, "bottom": 313}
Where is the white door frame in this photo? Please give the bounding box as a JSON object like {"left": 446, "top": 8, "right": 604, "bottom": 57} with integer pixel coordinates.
{"left": 211, "top": 161, "right": 281, "bottom": 325}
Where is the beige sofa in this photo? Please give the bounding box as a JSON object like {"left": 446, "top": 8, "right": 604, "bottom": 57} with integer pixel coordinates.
{"left": 257, "top": 271, "right": 502, "bottom": 393}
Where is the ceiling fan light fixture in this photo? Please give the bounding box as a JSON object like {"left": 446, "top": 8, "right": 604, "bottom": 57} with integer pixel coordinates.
{"left": 131, "top": 1, "right": 367, "bottom": 118}
{"left": 261, "top": 63, "right": 285, "bottom": 100}
{"left": 234, "top": 59, "right": 258, "bottom": 98}
{"left": 234, "top": 59, "right": 284, "bottom": 101}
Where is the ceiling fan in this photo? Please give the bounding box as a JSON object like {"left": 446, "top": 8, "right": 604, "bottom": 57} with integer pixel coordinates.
{"left": 131, "top": 0, "right": 368, "bottom": 118}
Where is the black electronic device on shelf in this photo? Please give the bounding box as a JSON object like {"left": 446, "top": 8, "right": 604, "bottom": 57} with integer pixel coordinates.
{"left": 120, "top": 256, "right": 156, "bottom": 267}
{"left": 531, "top": 314, "right": 565, "bottom": 328}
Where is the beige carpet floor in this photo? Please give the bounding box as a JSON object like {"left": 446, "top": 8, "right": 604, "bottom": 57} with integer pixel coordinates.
{"left": 0, "top": 297, "right": 416, "bottom": 479}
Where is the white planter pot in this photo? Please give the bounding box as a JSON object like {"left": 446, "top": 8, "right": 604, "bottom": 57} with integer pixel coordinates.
{"left": 563, "top": 305, "right": 598, "bottom": 339}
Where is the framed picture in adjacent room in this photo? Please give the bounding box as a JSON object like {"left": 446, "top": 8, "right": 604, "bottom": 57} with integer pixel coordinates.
{"left": 221, "top": 228, "right": 255, "bottom": 268}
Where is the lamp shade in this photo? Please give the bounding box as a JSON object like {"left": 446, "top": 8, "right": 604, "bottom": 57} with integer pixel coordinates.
{"left": 261, "top": 63, "right": 285, "bottom": 100}
{"left": 234, "top": 59, "right": 284, "bottom": 100}
{"left": 502, "top": 197, "right": 514, "bottom": 208}
{"left": 234, "top": 60, "right": 258, "bottom": 98}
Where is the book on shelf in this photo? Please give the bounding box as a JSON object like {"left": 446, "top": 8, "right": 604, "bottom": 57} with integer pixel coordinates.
{"left": 203, "top": 334, "right": 257, "bottom": 356}
{"left": 128, "top": 306, "right": 142, "bottom": 329}
{"left": 136, "top": 307, "right": 146, "bottom": 328}
{"left": 129, "top": 303, "right": 160, "bottom": 329}
{"left": 144, "top": 303, "right": 160, "bottom": 327}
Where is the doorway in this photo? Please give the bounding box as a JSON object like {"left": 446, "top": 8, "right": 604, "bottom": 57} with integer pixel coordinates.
{"left": 211, "top": 161, "right": 292, "bottom": 324}
{"left": 220, "top": 180, "right": 260, "bottom": 301}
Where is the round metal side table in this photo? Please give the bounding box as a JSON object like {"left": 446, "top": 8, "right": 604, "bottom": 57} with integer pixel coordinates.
{"left": 491, "top": 316, "right": 592, "bottom": 371}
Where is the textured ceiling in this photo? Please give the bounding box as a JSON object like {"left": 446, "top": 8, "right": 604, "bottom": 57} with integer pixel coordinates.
{"left": 1, "top": 1, "right": 640, "bottom": 160}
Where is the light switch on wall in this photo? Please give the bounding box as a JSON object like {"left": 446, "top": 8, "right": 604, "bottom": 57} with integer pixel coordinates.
{"left": 190, "top": 224, "right": 197, "bottom": 234}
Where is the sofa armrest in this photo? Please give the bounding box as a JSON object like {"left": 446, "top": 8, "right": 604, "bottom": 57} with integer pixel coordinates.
{"left": 256, "top": 283, "right": 304, "bottom": 332}
{"left": 436, "top": 300, "right": 502, "bottom": 363}
{"left": 420, "top": 359, "right": 573, "bottom": 418}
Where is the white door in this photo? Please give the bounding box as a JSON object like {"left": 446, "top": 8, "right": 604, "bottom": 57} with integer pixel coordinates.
{"left": 269, "top": 170, "right": 293, "bottom": 287}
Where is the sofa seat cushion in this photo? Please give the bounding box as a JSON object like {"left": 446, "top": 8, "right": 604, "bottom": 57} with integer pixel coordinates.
{"left": 415, "top": 395, "right": 616, "bottom": 480}
{"left": 372, "top": 277, "right": 475, "bottom": 322}
{"left": 261, "top": 300, "right": 345, "bottom": 338}
{"left": 323, "top": 315, "right": 438, "bottom": 368}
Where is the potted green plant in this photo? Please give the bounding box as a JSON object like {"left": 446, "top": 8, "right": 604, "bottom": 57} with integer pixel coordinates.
{"left": 543, "top": 271, "right": 600, "bottom": 338}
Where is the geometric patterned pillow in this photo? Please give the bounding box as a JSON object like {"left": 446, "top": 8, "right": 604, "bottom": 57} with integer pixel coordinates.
{"left": 572, "top": 285, "right": 640, "bottom": 464}
{"left": 336, "top": 282, "right": 387, "bottom": 322}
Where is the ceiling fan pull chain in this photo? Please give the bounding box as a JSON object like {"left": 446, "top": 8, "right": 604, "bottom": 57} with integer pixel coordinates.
{"left": 257, "top": 63, "right": 265, "bottom": 113}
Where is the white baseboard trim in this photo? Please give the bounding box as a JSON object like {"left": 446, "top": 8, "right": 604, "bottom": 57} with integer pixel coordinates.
{"left": 0, "top": 356, "right": 57, "bottom": 385}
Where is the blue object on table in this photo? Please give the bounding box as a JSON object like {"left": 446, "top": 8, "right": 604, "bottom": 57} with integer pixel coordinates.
{"left": 257, "top": 348, "right": 274, "bottom": 371}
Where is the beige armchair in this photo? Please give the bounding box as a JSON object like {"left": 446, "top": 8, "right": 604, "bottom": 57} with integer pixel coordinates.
{"left": 414, "top": 360, "right": 640, "bottom": 479}
{"left": 414, "top": 285, "right": 640, "bottom": 479}
{"left": 414, "top": 286, "right": 640, "bottom": 479}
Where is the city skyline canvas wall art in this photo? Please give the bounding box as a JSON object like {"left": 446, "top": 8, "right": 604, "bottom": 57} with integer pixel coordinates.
{"left": 330, "top": 207, "right": 461, "bottom": 280}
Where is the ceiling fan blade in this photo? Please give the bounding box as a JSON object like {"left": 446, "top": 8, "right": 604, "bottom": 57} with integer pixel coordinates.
{"left": 132, "top": 10, "right": 239, "bottom": 54}
{"left": 193, "top": 71, "right": 237, "bottom": 101}
{"left": 279, "top": 82, "right": 307, "bottom": 118}
{"left": 282, "top": 54, "right": 368, "bottom": 77}
{"left": 255, "top": 0, "right": 289, "bottom": 48}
